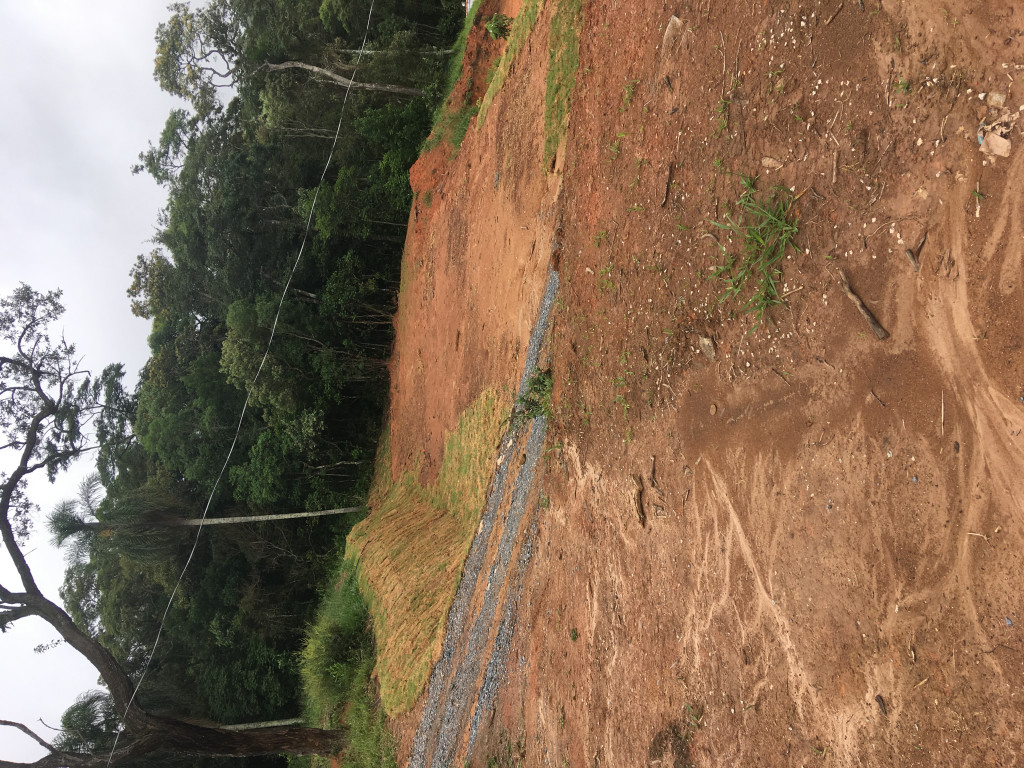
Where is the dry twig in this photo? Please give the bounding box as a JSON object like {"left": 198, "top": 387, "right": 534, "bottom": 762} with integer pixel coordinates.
{"left": 837, "top": 270, "right": 890, "bottom": 340}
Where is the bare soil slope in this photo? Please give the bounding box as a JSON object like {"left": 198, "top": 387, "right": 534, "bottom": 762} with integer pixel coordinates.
{"left": 385, "top": 0, "right": 1024, "bottom": 765}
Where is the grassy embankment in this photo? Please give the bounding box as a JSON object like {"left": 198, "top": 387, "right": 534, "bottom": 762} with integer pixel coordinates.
{"left": 347, "top": 388, "right": 508, "bottom": 715}
{"left": 293, "top": 1, "right": 584, "bottom": 762}
{"left": 475, "top": 0, "right": 541, "bottom": 127}
{"left": 293, "top": 387, "right": 505, "bottom": 768}
{"left": 543, "top": 0, "right": 583, "bottom": 164}
{"left": 347, "top": 0, "right": 585, "bottom": 718}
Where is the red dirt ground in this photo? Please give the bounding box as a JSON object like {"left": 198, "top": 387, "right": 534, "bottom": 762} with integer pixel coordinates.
{"left": 387, "top": 0, "right": 1024, "bottom": 765}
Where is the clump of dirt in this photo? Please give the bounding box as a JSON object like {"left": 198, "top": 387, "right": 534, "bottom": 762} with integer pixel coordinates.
{"left": 386, "top": 0, "right": 1024, "bottom": 765}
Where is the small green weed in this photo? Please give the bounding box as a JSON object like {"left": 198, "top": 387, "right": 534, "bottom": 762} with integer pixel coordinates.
{"left": 620, "top": 78, "right": 641, "bottom": 110}
{"left": 607, "top": 137, "right": 624, "bottom": 159}
{"left": 714, "top": 98, "right": 731, "bottom": 137}
{"left": 570, "top": 627, "right": 579, "bottom": 642}
{"left": 516, "top": 368, "right": 554, "bottom": 421}
{"left": 614, "top": 393, "right": 629, "bottom": 416}
{"left": 685, "top": 702, "right": 704, "bottom": 729}
{"left": 708, "top": 174, "right": 799, "bottom": 329}
{"left": 484, "top": 732, "right": 526, "bottom": 768}
{"left": 486, "top": 13, "right": 513, "bottom": 39}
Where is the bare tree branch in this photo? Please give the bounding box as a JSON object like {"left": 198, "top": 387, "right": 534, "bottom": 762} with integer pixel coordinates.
{"left": 0, "top": 720, "right": 53, "bottom": 753}
{"left": 261, "top": 61, "right": 423, "bottom": 96}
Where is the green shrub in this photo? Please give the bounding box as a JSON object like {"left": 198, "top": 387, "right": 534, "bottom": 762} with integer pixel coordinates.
{"left": 299, "top": 560, "right": 371, "bottom": 723}
{"left": 485, "top": 13, "right": 513, "bottom": 39}
{"left": 516, "top": 368, "right": 553, "bottom": 422}
{"left": 299, "top": 553, "right": 397, "bottom": 767}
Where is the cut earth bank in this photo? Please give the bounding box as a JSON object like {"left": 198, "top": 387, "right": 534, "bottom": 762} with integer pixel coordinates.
{"left": 353, "top": 0, "right": 1024, "bottom": 765}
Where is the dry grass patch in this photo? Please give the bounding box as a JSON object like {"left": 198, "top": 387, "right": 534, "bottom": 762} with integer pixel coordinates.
{"left": 347, "top": 387, "right": 508, "bottom": 715}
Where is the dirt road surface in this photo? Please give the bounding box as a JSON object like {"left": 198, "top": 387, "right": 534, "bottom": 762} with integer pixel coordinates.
{"left": 387, "top": 0, "right": 1024, "bottom": 765}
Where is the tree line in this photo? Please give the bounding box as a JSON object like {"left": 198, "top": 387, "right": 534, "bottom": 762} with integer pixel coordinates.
{"left": 1, "top": 0, "right": 466, "bottom": 765}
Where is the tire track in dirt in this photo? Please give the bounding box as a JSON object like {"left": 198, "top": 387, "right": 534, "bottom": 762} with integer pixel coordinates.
{"left": 992, "top": 149, "right": 1024, "bottom": 296}
{"left": 914, "top": 154, "right": 1024, "bottom": 690}
{"left": 703, "top": 460, "right": 821, "bottom": 724}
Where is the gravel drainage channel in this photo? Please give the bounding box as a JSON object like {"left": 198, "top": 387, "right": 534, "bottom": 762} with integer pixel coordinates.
{"left": 408, "top": 267, "right": 558, "bottom": 768}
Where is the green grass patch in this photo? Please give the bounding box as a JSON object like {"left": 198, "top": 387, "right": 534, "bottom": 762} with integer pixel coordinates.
{"left": 295, "top": 552, "right": 397, "bottom": 768}
{"left": 420, "top": 2, "right": 483, "bottom": 153}
{"left": 707, "top": 174, "right": 799, "bottom": 328}
{"left": 544, "top": 0, "right": 583, "bottom": 165}
{"left": 346, "top": 388, "right": 508, "bottom": 715}
{"left": 476, "top": 0, "right": 543, "bottom": 128}
{"left": 436, "top": 2, "right": 482, "bottom": 112}
{"left": 422, "top": 100, "right": 480, "bottom": 152}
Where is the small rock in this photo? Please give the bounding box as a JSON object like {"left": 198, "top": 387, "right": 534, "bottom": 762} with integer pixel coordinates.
{"left": 987, "top": 92, "right": 1007, "bottom": 108}
{"left": 710, "top": 403, "right": 718, "bottom": 416}
{"left": 981, "top": 132, "right": 1012, "bottom": 157}
{"left": 698, "top": 335, "right": 717, "bottom": 361}
{"left": 761, "top": 156, "right": 784, "bottom": 171}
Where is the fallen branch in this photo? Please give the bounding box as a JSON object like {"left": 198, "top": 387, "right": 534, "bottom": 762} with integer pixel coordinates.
{"left": 837, "top": 269, "right": 890, "bottom": 340}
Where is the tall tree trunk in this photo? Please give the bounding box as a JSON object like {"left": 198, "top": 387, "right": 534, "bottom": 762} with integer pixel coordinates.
{"left": 262, "top": 61, "right": 423, "bottom": 96}
{"left": 134, "top": 716, "right": 344, "bottom": 757}
{"left": 75, "top": 505, "right": 363, "bottom": 534}
{"left": 0, "top": 718, "right": 343, "bottom": 768}
{"left": 180, "top": 506, "right": 362, "bottom": 526}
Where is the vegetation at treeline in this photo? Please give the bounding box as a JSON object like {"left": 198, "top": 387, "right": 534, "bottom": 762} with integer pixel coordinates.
{"left": 0, "top": 1, "right": 477, "bottom": 766}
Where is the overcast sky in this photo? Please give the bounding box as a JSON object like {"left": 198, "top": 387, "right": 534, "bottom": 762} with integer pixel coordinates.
{"left": 0, "top": 1, "right": 181, "bottom": 760}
